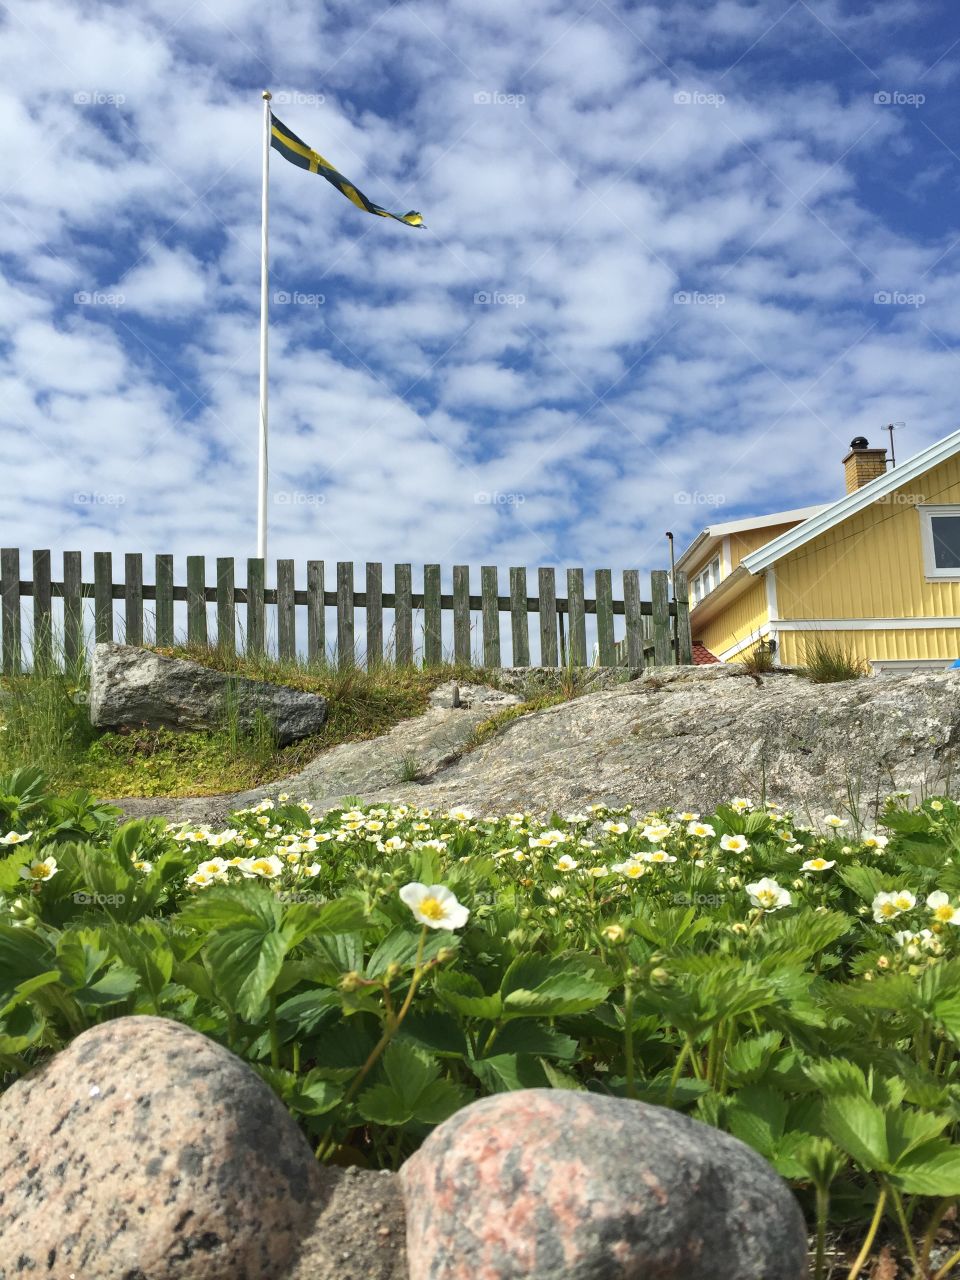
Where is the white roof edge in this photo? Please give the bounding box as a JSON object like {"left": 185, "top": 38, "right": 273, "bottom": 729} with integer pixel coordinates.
{"left": 742, "top": 427, "right": 960, "bottom": 575}
{"left": 675, "top": 504, "right": 829, "bottom": 573}
{"left": 704, "top": 504, "right": 830, "bottom": 538}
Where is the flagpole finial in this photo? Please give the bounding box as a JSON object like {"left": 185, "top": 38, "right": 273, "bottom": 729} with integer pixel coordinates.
{"left": 262, "top": 90, "right": 272, "bottom": 100}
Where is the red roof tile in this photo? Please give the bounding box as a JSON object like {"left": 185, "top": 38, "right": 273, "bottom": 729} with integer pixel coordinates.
{"left": 692, "top": 642, "right": 721, "bottom": 665}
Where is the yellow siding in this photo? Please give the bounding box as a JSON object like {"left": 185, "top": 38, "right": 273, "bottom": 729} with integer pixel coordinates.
{"left": 777, "top": 628, "right": 960, "bottom": 667}
{"left": 696, "top": 578, "right": 769, "bottom": 658}
{"left": 727, "top": 524, "right": 799, "bottom": 572}
{"left": 775, "top": 454, "right": 960, "bottom": 631}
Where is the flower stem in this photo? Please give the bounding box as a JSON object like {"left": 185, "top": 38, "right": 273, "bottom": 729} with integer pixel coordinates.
{"left": 623, "top": 980, "right": 636, "bottom": 1099}
{"left": 342, "top": 927, "right": 428, "bottom": 1108}
{"left": 813, "top": 1184, "right": 829, "bottom": 1280}
{"left": 935, "top": 1246, "right": 960, "bottom": 1280}
{"left": 268, "top": 993, "right": 280, "bottom": 1070}
{"left": 847, "top": 1185, "right": 887, "bottom": 1280}
{"left": 920, "top": 1198, "right": 956, "bottom": 1275}
{"left": 890, "top": 1185, "right": 918, "bottom": 1270}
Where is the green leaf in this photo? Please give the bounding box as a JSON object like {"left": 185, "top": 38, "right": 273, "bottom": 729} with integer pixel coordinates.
{"left": 500, "top": 953, "right": 611, "bottom": 1018}
{"left": 466, "top": 1053, "right": 549, "bottom": 1093}
{"left": 205, "top": 926, "right": 290, "bottom": 1022}
{"left": 726, "top": 1086, "right": 789, "bottom": 1158}
{"left": 356, "top": 1041, "right": 470, "bottom": 1126}
{"left": 0, "top": 1002, "right": 44, "bottom": 1053}
{"left": 892, "top": 1144, "right": 960, "bottom": 1196}
{"left": 821, "top": 1096, "right": 889, "bottom": 1171}
{"left": 434, "top": 970, "right": 502, "bottom": 1021}
{"left": 365, "top": 927, "right": 458, "bottom": 979}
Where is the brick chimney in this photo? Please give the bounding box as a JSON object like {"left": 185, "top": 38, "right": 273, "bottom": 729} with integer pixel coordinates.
{"left": 842, "top": 436, "right": 887, "bottom": 493}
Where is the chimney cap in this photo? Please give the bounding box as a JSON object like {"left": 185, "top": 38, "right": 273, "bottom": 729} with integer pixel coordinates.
{"left": 850, "top": 436, "right": 869, "bottom": 450}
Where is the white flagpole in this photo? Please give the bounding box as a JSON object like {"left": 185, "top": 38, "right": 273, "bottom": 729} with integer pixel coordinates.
{"left": 257, "top": 89, "right": 272, "bottom": 561}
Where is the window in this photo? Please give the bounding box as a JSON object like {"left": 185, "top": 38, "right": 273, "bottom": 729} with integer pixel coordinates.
{"left": 691, "top": 555, "right": 721, "bottom": 604}
{"left": 919, "top": 506, "right": 960, "bottom": 579}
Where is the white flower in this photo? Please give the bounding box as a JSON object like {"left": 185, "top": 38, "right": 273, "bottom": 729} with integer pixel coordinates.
{"left": 301, "top": 863, "right": 321, "bottom": 878}
{"left": 383, "top": 836, "right": 407, "bottom": 851}
{"left": 687, "top": 822, "right": 715, "bottom": 838}
{"left": 602, "top": 821, "right": 629, "bottom": 835}
{"left": 204, "top": 829, "right": 239, "bottom": 848}
{"left": 448, "top": 808, "right": 474, "bottom": 822}
{"left": 730, "top": 798, "right": 753, "bottom": 813}
{"left": 555, "top": 854, "right": 579, "bottom": 872}
{"left": 18, "top": 856, "right": 57, "bottom": 882}
{"left": 586, "top": 865, "right": 608, "bottom": 877}
{"left": 861, "top": 834, "right": 889, "bottom": 849}
{"left": 239, "top": 854, "right": 284, "bottom": 879}
{"left": 196, "top": 857, "right": 229, "bottom": 878}
{"left": 186, "top": 870, "right": 217, "bottom": 888}
{"left": 824, "top": 815, "right": 848, "bottom": 829}
{"left": 133, "top": 860, "right": 153, "bottom": 874}
{"left": 642, "top": 850, "right": 677, "bottom": 864}
{"left": 926, "top": 891, "right": 960, "bottom": 925}
{"left": 612, "top": 859, "right": 646, "bottom": 879}
{"left": 801, "top": 857, "right": 836, "bottom": 872}
{"left": 641, "top": 823, "right": 671, "bottom": 843}
{"left": 720, "top": 834, "right": 749, "bottom": 854}
{"left": 0, "top": 831, "right": 32, "bottom": 845}
{"left": 746, "top": 878, "right": 791, "bottom": 911}
{"left": 872, "top": 891, "right": 915, "bottom": 923}
{"left": 399, "top": 883, "right": 469, "bottom": 930}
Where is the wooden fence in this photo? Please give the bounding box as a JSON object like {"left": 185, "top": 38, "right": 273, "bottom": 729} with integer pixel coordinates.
{"left": 0, "top": 549, "right": 692, "bottom": 676}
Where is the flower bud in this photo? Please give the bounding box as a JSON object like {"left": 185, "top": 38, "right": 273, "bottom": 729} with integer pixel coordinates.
{"left": 876, "top": 955, "right": 890, "bottom": 970}
{"left": 601, "top": 924, "right": 626, "bottom": 945}
{"left": 339, "top": 970, "right": 364, "bottom": 993}
{"left": 384, "top": 962, "right": 402, "bottom": 981}
{"left": 650, "top": 967, "right": 670, "bottom": 985}
{"left": 436, "top": 947, "right": 457, "bottom": 964}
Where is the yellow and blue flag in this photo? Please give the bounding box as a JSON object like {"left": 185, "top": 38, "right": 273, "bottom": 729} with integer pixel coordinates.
{"left": 270, "top": 113, "right": 424, "bottom": 228}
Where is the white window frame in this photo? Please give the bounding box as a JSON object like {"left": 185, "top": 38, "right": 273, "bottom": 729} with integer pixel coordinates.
{"left": 691, "top": 554, "right": 721, "bottom": 605}
{"left": 919, "top": 505, "right": 960, "bottom": 579}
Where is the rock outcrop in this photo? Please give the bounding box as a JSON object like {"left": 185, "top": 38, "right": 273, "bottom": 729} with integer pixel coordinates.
{"left": 103, "top": 665, "right": 960, "bottom": 829}
{"left": 89, "top": 642, "right": 328, "bottom": 747}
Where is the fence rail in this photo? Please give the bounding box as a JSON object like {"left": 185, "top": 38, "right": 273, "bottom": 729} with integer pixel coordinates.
{"left": 0, "top": 549, "right": 692, "bottom": 676}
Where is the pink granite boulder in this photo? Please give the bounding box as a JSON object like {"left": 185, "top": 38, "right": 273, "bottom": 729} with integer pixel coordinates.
{"left": 0, "top": 1015, "right": 323, "bottom": 1279}
{"left": 400, "top": 1088, "right": 808, "bottom": 1280}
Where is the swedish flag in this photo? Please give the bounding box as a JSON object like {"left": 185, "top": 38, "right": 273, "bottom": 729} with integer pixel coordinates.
{"left": 270, "top": 114, "right": 424, "bottom": 228}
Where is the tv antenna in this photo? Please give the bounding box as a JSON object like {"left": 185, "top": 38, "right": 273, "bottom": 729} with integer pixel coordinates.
{"left": 884, "top": 422, "right": 905, "bottom": 468}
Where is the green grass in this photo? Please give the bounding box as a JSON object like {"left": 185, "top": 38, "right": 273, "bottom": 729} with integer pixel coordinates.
{"left": 0, "top": 615, "right": 512, "bottom": 799}
{"left": 798, "top": 635, "right": 870, "bottom": 683}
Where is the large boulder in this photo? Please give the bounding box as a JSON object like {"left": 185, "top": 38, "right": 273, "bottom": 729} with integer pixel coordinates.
{"left": 0, "top": 1015, "right": 324, "bottom": 1279}
{"left": 401, "top": 1088, "right": 808, "bottom": 1280}
{"left": 88, "top": 642, "right": 327, "bottom": 746}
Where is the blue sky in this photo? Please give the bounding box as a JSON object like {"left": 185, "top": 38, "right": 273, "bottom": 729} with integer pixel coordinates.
{"left": 1, "top": 0, "right": 960, "bottom": 660}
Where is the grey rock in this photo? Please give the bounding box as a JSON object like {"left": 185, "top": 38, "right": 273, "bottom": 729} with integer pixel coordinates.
{"left": 89, "top": 642, "right": 327, "bottom": 747}
{"left": 100, "top": 666, "right": 960, "bottom": 832}
{"left": 0, "top": 1015, "right": 323, "bottom": 1280}
{"left": 401, "top": 1088, "right": 807, "bottom": 1280}
{"left": 286, "top": 1167, "right": 408, "bottom": 1280}
{"left": 429, "top": 680, "right": 461, "bottom": 709}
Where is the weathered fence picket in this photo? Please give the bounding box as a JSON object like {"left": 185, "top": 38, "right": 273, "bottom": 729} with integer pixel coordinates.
{"left": 0, "top": 551, "right": 694, "bottom": 676}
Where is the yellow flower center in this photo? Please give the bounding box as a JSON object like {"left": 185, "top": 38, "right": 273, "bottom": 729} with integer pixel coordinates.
{"left": 28, "top": 865, "right": 47, "bottom": 879}
{"left": 934, "top": 905, "right": 955, "bottom": 922}
{"left": 419, "top": 896, "right": 445, "bottom": 920}
{"left": 880, "top": 902, "right": 898, "bottom": 918}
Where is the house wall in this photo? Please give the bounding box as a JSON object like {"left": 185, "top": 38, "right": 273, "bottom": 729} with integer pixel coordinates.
{"left": 776, "top": 627, "right": 960, "bottom": 668}
{"left": 695, "top": 577, "right": 769, "bottom": 658}
{"left": 768, "top": 453, "right": 960, "bottom": 666}
{"left": 726, "top": 523, "right": 799, "bottom": 572}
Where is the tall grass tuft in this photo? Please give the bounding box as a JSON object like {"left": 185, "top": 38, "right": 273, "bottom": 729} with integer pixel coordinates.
{"left": 799, "top": 635, "right": 870, "bottom": 683}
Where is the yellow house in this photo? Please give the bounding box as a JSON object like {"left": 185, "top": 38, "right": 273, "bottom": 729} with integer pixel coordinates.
{"left": 675, "top": 430, "right": 960, "bottom": 671}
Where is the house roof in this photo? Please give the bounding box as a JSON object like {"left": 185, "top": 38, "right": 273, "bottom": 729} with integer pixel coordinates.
{"left": 691, "top": 641, "right": 722, "bottom": 665}
{"left": 741, "top": 426, "right": 960, "bottom": 575}
{"left": 675, "top": 505, "right": 828, "bottom": 574}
